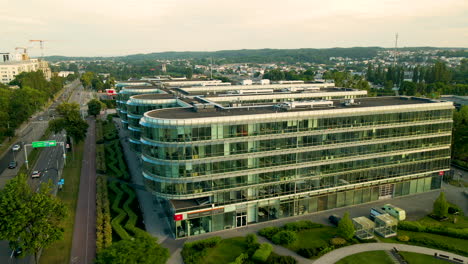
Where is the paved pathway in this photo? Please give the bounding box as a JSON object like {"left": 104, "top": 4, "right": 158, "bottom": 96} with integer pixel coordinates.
{"left": 313, "top": 243, "right": 468, "bottom": 264}
{"left": 70, "top": 118, "right": 97, "bottom": 264}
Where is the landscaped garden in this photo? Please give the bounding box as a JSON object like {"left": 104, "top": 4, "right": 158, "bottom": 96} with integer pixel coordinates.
{"left": 181, "top": 235, "right": 297, "bottom": 264}
{"left": 399, "top": 251, "right": 452, "bottom": 264}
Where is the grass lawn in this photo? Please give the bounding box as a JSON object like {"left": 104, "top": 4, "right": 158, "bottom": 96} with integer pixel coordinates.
{"left": 203, "top": 237, "right": 248, "bottom": 264}
{"left": 379, "top": 230, "right": 468, "bottom": 255}
{"left": 399, "top": 251, "right": 449, "bottom": 264}
{"left": 286, "top": 226, "right": 337, "bottom": 251}
{"left": 336, "top": 251, "right": 394, "bottom": 264}
{"left": 417, "top": 215, "right": 468, "bottom": 229}
{"left": 39, "top": 142, "right": 84, "bottom": 264}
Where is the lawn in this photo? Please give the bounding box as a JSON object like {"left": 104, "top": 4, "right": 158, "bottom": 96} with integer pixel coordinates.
{"left": 39, "top": 142, "right": 84, "bottom": 264}
{"left": 286, "top": 226, "right": 337, "bottom": 251}
{"left": 379, "top": 230, "right": 468, "bottom": 256}
{"left": 399, "top": 251, "right": 450, "bottom": 264}
{"left": 203, "top": 237, "right": 248, "bottom": 264}
{"left": 417, "top": 215, "right": 468, "bottom": 229}
{"left": 336, "top": 250, "right": 394, "bottom": 264}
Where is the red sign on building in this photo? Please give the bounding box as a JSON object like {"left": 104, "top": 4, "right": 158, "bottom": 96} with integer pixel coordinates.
{"left": 439, "top": 171, "right": 445, "bottom": 176}
{"left": 174, "top": 214, "right": 183, "bottom": 221}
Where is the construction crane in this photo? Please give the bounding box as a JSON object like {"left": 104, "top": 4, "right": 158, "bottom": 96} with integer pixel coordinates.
{"left": 29, "top": 40, "right": 47, "bottom": 58}
{"left": 15, "top": 47, "right": 30, "bottom": 60}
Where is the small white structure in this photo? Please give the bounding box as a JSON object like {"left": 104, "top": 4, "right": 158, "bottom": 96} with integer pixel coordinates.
{"left": 352, "top": 216, "right": 375, "bottom": 240}
{"left": 260, "top": 79, "right": 270, "bottom": 85}
{"left": 374, "top": 214, "right": 398, "bottom": 238}
{"left": 242, "top": 79, "right": 253, "bottom": 85}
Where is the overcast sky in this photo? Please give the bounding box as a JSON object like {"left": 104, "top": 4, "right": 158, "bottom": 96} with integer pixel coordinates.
{"left": 1, "top": 0, "right": 467, "bottom": 57}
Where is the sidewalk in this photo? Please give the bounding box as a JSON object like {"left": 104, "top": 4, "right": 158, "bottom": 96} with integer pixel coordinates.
{"left": 313, "top": 243, "right": 468, "bottom": 264}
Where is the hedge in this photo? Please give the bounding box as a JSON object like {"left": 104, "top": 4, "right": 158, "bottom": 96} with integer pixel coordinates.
{"left": 182, "top": 237, "right": 222, "bottom": 264}
{"left": 96, "top": 175, "right": 113, "bottom": 251}
{"left": 283, "top": 221, "right": 323, "bottom": 231}
{"left": 229, "top": 253, "right": 248, "bottom": 264}
{"left": 121, "top": 183, "right": 145, "bottom": 235}
{"left": 398, "top": 221, "right": 468, "bottom": 239}
{"left": 108, "top": 181, "right": 131, "bottom": 240}
{"left": 252, "top": 243, "right": 272, "bottom": 263}
{"left": 272, "top": 231, "right": 297, "bottom": 245}
{"left": 258, "top": 226, "right": 281, "bottom": 240}
{"left": 267, "top": 253, "right": 297, "bottom": 264}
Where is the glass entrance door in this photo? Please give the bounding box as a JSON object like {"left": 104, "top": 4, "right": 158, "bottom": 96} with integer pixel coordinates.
{"left": 236, "top": 212, "right": 247, "bottom": 228}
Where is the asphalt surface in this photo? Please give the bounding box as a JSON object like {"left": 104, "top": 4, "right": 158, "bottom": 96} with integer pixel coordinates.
{"left": 70, "top": 118, "right": 96, "bottom": 264}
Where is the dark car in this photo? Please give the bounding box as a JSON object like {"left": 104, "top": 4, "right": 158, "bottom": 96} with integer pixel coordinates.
{"left": 328, "top": 214, "right": 341, "bottom": 226}
{"left": 8, "top": 161, "right": 17, "bottom": 169}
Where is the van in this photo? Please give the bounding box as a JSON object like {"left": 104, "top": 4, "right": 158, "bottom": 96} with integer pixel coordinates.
{"left": 369, "top": 208, "right": 385, "bottom": 221}
{"left": 382, "top": 204, "right": 406, "bottom": 221}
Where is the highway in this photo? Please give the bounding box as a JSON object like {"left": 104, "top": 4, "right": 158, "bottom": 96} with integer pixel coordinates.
{"left": 0, "top": 81, "right": 94, "bottom": 264}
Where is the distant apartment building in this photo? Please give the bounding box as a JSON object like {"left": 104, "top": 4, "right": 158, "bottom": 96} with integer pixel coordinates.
{"left": 0, "top": 58, "right": 52, "bottom": 84}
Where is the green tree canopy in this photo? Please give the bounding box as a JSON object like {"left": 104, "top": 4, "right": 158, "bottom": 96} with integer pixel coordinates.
{"left": 94, "top": 232, "right": 169, "bottom": 264}
{"left": 337, "top": 212, "right": 355, "bottom": 240}
{"left": 0, "top": 174, "right": 67, "bottom": 264}
{"left": 433, "top": 192, "right": 449, "bottom": 219}
{"left": 87, "top": 99, "right": 102, "bottom": 117}
{"left": 49, "top": 102, "right": 88, "bottom": 143}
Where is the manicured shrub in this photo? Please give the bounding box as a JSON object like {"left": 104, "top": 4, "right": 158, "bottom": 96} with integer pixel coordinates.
{"left": 246, "top": 233, "right": 258, "bottom": 246}
{"left": 297, "top": 248, "right": 319, "bottom": 258}
{"left": 397, "top": 235, "right": 410, "bottom": 242}
{"left": 252, "top": 243, "right": 273, "bottom": 263}
{"left": 229, "top": 253, "right": 248, "bottom": 264}
{"left": 398, "top": 221, "right": 424, "bottom": 232}
{"left": 109, "top": 181, "right": 131, "bottom": 240}
{"left": 182, "top": 237, "right": 222, "bottom": 264}
{"left": 267, "top": 253, "right": 298, "bottom": 264}
{"left": 258, "top": 226, "right": 281, "bottom": 240}
{"left": 283, "top": 221, "right": 323, "bottom": 231}
{"left": 330, "top": 237, "right": 347, "bottom": 246}
{"left": 318, "top": 246, "right": 335, "bottom": 256}
{"left": 433, "top": 192, "right": 449, "bottom": 219}
{"left": 272, "top": 230, "right": 297, "bottom": 245}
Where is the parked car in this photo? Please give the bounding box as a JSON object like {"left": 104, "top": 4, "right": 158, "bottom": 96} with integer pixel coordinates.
{"left": 8, "top": 161, "right": 17, "bottom": 169}
{"left": 328, "top": 214, "right": 341, "bottom": 226}
{"left": 12, "top": 145, "right": 20, "bottom": 151}
{"left": 31, "top": 171, "right": 41, "bottom": 178}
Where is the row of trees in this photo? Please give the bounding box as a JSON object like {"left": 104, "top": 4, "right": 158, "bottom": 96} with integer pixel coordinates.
{"left": 452, "top": 106, "right": 468, "bottom": 167}
{"left": 80, "top": 72, "right": 115, "bottom": 91}
{"left": 0, "top": 71, "right": 65, "bottom": 142}
{"left": 263, "top": 69, "right": 315, "bottom": 81}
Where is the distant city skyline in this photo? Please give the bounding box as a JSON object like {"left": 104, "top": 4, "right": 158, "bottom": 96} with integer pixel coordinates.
{"left": 1, "top": 0, "right": 467, "bottom": 57}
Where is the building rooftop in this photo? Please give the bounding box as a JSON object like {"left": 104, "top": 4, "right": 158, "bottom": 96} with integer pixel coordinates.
{"left": 146, "top": 97, "right": 447, "bottom": 120}
{"left": 181, "top": 87, "right": 360, "bottom": 97}
{"left": 131, "top": 94, "right": 176, "bottom": 100}
{"left": 122, "top": 85, "right": 160, "bottom": 90}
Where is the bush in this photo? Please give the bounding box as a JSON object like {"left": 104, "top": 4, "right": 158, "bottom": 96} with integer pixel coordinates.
{"left": 283, "top": 221, "right": 323, "bottom": 231}
{"left": 229, "top": 253, "right": 248, "bottom": 264}
{"left": 252, "top": 243, "right": 272, "bottom": 263}
{"left": 182, "top": 237, "right": 222, "bottom": 264}
{"left": 298, "top": 247, "right": 321, "bottom": 258}
{"left": 272, "top": 231, "right": 297, "bottom": 245}
{"left": 337, "top": 212, "right": 355, "bottom": 240}
{"left": 258, "top": 226, "right": 281, "bottom": 240}
{"left": 317, "top": 246, "right": 335, "bottom": 256}
{"left": 246, "top": 234, "right": 258, "bottom": 246}
{"left": 397, "top": 235, "right": 410, "bottom": 242}
{"left": 330, "top": 237, "right": 347, "bottom": 246}
{"left": 448, "top": 203, "right": 462, "bottom": 215}
{"left": 398, "top": 221, "right": 424, "bottom": 232}
{"left": 267, "top": 253, "right": 297, "bottom": 264}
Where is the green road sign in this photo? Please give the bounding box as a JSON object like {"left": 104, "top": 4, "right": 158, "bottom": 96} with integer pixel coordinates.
{"left": 32, "top": 140, "right": 57, "bottom": 148}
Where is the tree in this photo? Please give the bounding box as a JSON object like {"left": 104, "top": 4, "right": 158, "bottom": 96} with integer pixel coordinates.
{"left": 337, "top": 212, "right": 355, "bottom": 240}
{"left": 0, "top": 174, "right": 67, "bottom": 264}
{"left": 433, "top": 192, "right": 449, "bottom": 219}
{"left": 49, "top": 102, "right": 88, "bottom": 143}
{"left": 94, "top": 232, "right": 169, "bottom": 264}
{"left": 88, "top": 99, "right": 102, "bottom": 117}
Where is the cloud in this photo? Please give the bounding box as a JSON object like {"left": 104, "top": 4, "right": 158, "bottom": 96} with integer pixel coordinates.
{"left": 1, "top": 0, "right": 467, "bottom": 56}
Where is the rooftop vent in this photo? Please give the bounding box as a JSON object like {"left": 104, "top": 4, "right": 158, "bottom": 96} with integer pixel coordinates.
{"left": 276, "top": 100, "right": 334, "bottom": 110}
{"left": 193, "top": 103, "right": 217, "bottom": 112}
{"left": 343, "top": 99, "right": 360, "bottom": 106}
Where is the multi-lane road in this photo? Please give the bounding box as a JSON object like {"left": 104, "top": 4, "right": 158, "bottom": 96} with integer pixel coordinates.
{"left": 0, "top": 80, "right": 94, "bottom": 264}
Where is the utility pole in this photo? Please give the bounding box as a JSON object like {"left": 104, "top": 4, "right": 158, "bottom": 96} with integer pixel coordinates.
{"left": 210, "top": 57, "right": 213, "bottom": 80}
{"left": 393, "top": 33, "right": 399, "bottom": 68}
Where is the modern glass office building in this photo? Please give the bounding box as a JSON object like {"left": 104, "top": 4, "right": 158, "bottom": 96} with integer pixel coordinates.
{"left": 138, "top": 96, "right": 453, "bottom": 238}
{"left": 126, "top": 94, "right": 191, "bottom": 152}
{"left": 116, "top": 86, "right": 162, "bottom": 129}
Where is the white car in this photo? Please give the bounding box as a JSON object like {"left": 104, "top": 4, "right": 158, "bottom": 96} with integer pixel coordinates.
{"left": 31, "top": 171, "right": 41, "bottom": 178}
{"left": 12, "top": 145, "right": 20, "bottom": 151}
